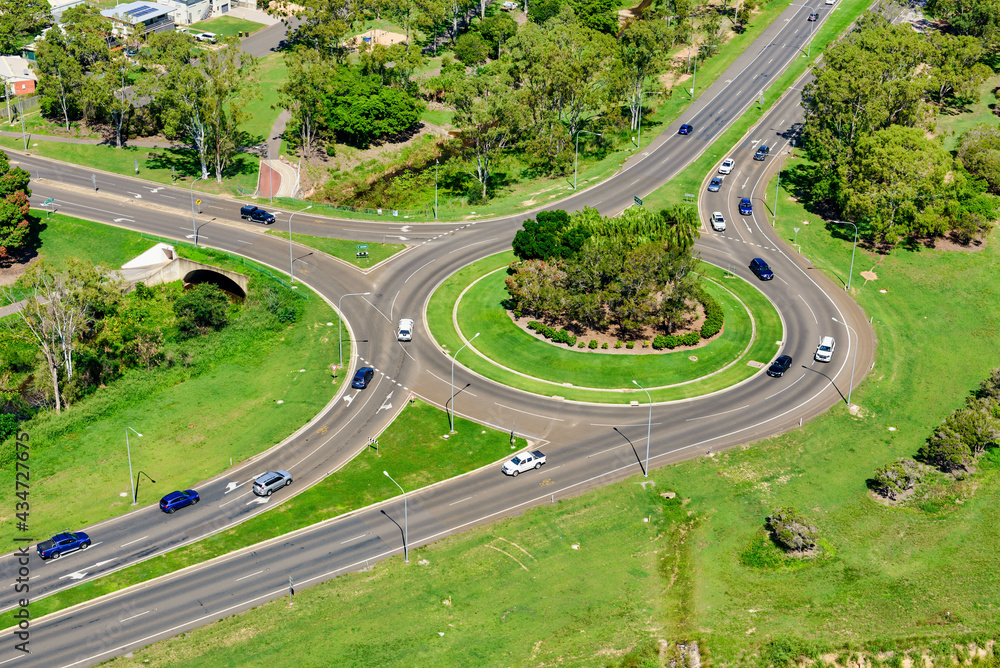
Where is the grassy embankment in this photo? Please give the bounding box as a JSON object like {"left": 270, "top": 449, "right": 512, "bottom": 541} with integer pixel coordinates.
{"left": 0, "top": 214, "right": 343, "bottom": 545}
{"left": 265, "top": 229, "right": 406, "bottom": 268}
{"left": 189, "top": 16, "right": 267, "bottom": 39}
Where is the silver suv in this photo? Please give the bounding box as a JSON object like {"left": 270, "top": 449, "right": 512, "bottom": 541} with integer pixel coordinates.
{"left": 252, "top": 470, "right": 292, "bottom": 496}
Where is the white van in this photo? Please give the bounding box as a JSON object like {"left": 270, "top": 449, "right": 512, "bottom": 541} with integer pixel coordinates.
{"left": 814, "top": 336, "right": 835, "bottom": 362}
{"left": 397, "top": 318, "right": 414, "bottom": 341}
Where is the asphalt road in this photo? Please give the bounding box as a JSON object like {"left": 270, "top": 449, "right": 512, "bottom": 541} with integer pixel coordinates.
{"left": 0, "top": 3, "right": 877, "bottom": 664}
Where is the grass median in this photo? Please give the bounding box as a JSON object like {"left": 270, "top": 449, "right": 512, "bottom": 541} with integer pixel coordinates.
{"left": 426, "top": 253, "right": 782, "bottom": 403}
{"left": 266, "top": 229, "right": 406, "bottom": 268}
{"left": 25, "top": 400, "right": 527, "bottom": 620}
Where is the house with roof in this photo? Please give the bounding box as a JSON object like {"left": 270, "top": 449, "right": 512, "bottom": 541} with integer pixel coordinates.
{"left": 101, "top": 1, "right": 176, "bottom": 36}
{"left": 0, "top": 57, "right": 38, "bottom": 96}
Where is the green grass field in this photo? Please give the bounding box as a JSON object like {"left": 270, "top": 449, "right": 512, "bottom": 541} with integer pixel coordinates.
{"left": 27, "top": 399, "right": 528, "bottom": 619}
{"left": 426, "top": 253, "right": 783, "bottom": 403}
{"left": 0, "top": 214, "right": 343, "bottom": 545}
{"left": 266, "top": 229, "right": 406, "bottom": 268}
{"left": 241, "top": 53, "right": 289, "bottom": 145}
{"left": 936, "top": 73, "right": 1000, "bottom": 152}
{"left": 190, "top": 16, "right": 267, "bottom": 38}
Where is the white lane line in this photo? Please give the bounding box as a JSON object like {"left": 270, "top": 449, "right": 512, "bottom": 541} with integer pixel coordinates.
{"left": 119, "top": 610, "right": 151, "bottom": 623}
{"left": 404, "top": 258, "right": 436, "bottom": 284}
{"left": 340, "top": 534, "right": 368, "bottom": 545}
{"left": 494, "top": 403, "right": 564, "bottom": 421}
{"left": 426, "top": 370, "right": 478, "bottom": 396}
{"left": 762, "top": 373, "right": 806, "bottom": 402}
{"left": 798, "top": 293, "right": 818, "bottom": 324}
{"left": 448, "top": 238, "right": 498, "bottom": 255}
{"left": 448, "top": 496, "right": 473, "bottom": 506}
{"left": 589, "top": 422, "right": 651, "bottom": 427}
{"left": 119, "top": 536, "right": 149, "bottom": 548}
{"left": 587, "top": 442, "right": 632, "bottom": 458}
{"left": 235, "top": 570, "right": 264, "bottom": 582}
{"left": 685, "top": 405, "right": 751, "bottom": 421}
{"left": 159, "top": 194, "right": 176, "bottom": 199}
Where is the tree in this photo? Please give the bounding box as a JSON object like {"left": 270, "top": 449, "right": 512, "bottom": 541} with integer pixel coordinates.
{"left": 278, "top": 48, "right": 333, "bottom": 158}
{"left": 174, "top": 283, "right": 230, "bottom": 337}
{"left": 157, "top": 61, "right": 213, "bottom": 179}
{"left": 60, "top": 6, "right": 114, "bottom": 69}
{"left": 84, "top": 54, "right": 137, "bottom": 148}
{"left": 285, "top": 0, "right": 371, "bottom": 59}
{"left": 869, "top": 458, "right": 922, "bottom": 500}
{"left": 511, "top": 210, "right": 592, "bottom": 260}
{"left": 924, "top": 0, "right": 1000, "bottom": 51}
{"left": 203, "top": 46, "right": 259, "bottom": 183}
{"left": 922, "top": 32, "right": 991, "bottom": 106}
{"left": 323, "top": 66, "right": 423, "bottom": 147}
{"left": 35, "top": 30, "right": 84, "bottom": 132}
{"left": 0, "top": 152, "right": 32, "bottom": 265}
{"left": 454, "top": 32, "right": 489, "bottom": 65}
{"left": 659, "top": 204, "right": 700, "bottom": 250}
{"left": 615, "top": 20, "right": 670, "bottom": 136}
{"left": 956, "top": 124, "right": 1000, "bottom": 195}
{"left": 977, "top": 367, "right": 1000, "bottom": 401}
{"left": 479, "top": 13, "right": 517, "bottom": 60}
{"left": 450, "top": 67, "right": 524, "bottom": 200}
{"left": 836, "top": 125, "right": 953, "bottom": 247}
{"left": 919, "top": 399, "right": 1000, "bottom": 472}
{"left": 0, "top": 0, "right": 51, "bottom": 56}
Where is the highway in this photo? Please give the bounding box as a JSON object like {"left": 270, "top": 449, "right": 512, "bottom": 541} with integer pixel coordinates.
{"left": 0, "top": 2, "right": 876, "bottom": 664}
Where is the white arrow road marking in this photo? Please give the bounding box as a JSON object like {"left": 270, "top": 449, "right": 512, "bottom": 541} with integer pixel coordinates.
{"left": 145, "top": 187, "right": 164, "bottom": 193}
{"left": 742, "top": 177, "right": 750, "bottom": 189}
{"left": 126, "top": 192, "right": 142, "bottom": 199}
{"left": 247, "top": 497, "right": 268, "bottom": 506}
{"left": 400, "top": 225, "right": 411, "bottom": 232}
{"left": 113, "top": 217, "right": 134, "bottom": 223}
{"left": 343, "top": 391, "right": 358, "bottom": 406}
{"left": 377, "top": 391, "right": 394, "bottom": 413}
{"left": 59, "top": 558, "right": 114, "bottom": 580}
{"left": 225, "top": 481, "right": 242, "bottom": 493}
{"left": 185, "top": 234, "right": 209, "bottom": 240}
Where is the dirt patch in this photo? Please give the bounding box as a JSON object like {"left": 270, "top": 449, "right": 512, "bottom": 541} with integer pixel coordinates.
{"left": 347, "top": 28, "right": 407, "bottom": 49}
{"left": 507, "top": 300, "right": 722, "bottom": 353}
{"left": 924, "top": 234, "right": 988, "bottom": 252}
{"left": 0, "top": 254, "right": 39, "bottom": 285}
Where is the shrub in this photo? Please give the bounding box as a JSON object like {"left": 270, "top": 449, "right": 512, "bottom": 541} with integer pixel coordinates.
{"left": 626, "top": 341, "right": 634, "bottom": 349}
{"left": 652, "top": 334, "right": 676, "bottom": 350}
{"left": 765, "top": 507, "right": 818, "bottom": 553}
{"left": 615, "top": 340, "right": 622, "bottom": 349}
{"left": 601, "top": 342, "right": 608, "bottom": 349}
{"left": 588, "top": 339, "right": 598, "bottom": 349}
{"left": 173, "top": 283, "right": 229, "bottom": 338}
{"left": 528, "top": 321, "right": 576, "bottom": 346}
{"left": 869, "top": 458, "right": 922, "bottom": 500}
{"left": 698, "top": 288, "right": 724, "bottom": 338}
{"left": 682, "top": 331, "right": 700, "bottom": 346}
{"left": 641, "top": 340, "right": 648, "bottom": 348}
{"left": 577, "top": 341, "right": 585, "bottom": 348}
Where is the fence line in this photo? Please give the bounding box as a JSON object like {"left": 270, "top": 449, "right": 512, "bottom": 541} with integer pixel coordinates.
{"left": 139, "top": 232, "right": 308, "bottom": 299}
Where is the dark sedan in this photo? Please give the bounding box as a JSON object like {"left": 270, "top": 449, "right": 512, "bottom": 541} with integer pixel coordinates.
{"left": 159, "top": 489, "right": 200, "bottom": 514}
{"left": 749, "top": 257, "right": 774, "bottom": 280}
{"left": 767, "top": 355, "right": 793, "bottom": 377}
{"left": 352, "top": 366, "right": 374, "bottom": 389}
{"left": 808, "top": 12, "right": 819, "bottom": 20}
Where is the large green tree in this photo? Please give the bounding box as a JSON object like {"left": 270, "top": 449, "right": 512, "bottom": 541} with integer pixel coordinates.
{"left": 0, "top": 0, "right": 51, "bottom": 56}
{"left": 956, "top": 124, "right": 1000, "bottom": 195}
{"left": 278, "top": 48, "right": 333, "bottom": 158}
{"left": 323, "top": 65, "right": 423, "bottom": 147}
{"left": 35, "top": 30, "right": 84, "bottom": 132}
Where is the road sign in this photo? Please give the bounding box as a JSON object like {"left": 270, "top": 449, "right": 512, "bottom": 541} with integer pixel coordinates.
{"left": 43, "top": 197, "right": 54, "bottom": 205}
{"left": 356, "top": 244, "right": 368, "bottom": 250}
{"left": 195, "top": 198, "right": 202, "bottom": 205}
{"left": 634, "top": 196, "right": 643, "bottom": 207}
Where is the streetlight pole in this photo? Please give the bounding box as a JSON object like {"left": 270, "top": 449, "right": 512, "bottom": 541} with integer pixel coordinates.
{"left": 833, "top": 317, "right": 858, "bottom": 406}
{"left": 635, "top": 90, "right": 663, "bottom": 148}
{"left": 189, "top": 176, "right": 203, "bottom": 246}
{"left": 833, "top": 220, "right": 858, "bottom": 291}
{"left": 450, "top": 332, "right": 480, "bottom": 433}
{"left": 383, "top": 471, "right": 408, "bottom": 563}
{"left": 338, "top": 291, "right": 371, "bottom": 369}
{"left": 574, "top": 130, "right": 603, "bottom": 190}
{"left": 632, "top": 380, "right": 652, "bottom": 477}
{"left": 434, "top": 158, "right": 438, "bottom": 220}
{"left": 287, "top": 204, "right": 311, "bottom": 284}
{"left": 125, "top": 427, "right": 142, "bottom": 505}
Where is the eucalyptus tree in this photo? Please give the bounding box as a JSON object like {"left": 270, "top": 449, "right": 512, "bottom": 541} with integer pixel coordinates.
{"left": 35, "top": 31, "right": 84, "bottom": 131}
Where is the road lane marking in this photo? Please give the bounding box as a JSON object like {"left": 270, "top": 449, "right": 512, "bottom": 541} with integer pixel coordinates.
{"left": 119, "top": 536, "right": 149, "bottom": 548}
{"left": 119, "top": 610, "right": 151, "bottom": 623}
{"left": 340, "top": 534, "right": 369, "bottom": 544}
{"left": 494, "top": 403, "right": 563, "bottom": 421}
{"left": 685, "top": 405, "right": 750, "bottom": 421}
{"left": 798, "top": 293, "right": 818, "bottom": 324}
{"left": 448, "top": 238, "right": 497, "bottom": 255}
{"left": 448, "top": 497, "right": 473, "bottom": 506}
{"left": 235, "top": 570, "right": 264, "bottom": 582}
{"left": 762, "top": 373, "right": 806, "bottom": 402}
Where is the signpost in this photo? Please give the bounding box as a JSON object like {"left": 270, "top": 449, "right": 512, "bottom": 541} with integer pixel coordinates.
{"left": 356, "top": 243, "right": 368, "bottom": 259}
{"left": 43, "top": 197, "right": 54, "bottom": 218}
{"left": 195, "top": 198, "right": 202, "bottom": 214}
{"left": 634, "top": 195, "right": 643, "bottom": 207}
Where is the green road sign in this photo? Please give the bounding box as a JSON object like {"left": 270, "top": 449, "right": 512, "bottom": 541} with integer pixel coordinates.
{"left": 43, "top": 197, "right": 55, "bottom": 205}
{"left": 634, "top": 196, "right": 643, "bottom": 207}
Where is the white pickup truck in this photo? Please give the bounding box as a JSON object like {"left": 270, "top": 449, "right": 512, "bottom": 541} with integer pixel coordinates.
{"left": 502, "top": 450, "right": 546, "bottom": 476}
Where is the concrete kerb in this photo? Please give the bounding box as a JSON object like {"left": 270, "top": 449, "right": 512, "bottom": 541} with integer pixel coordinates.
{"left": 436, "top": 256, "right": 779, "bottom": 402}
{"left": 11, "top": 394, "right": 543, "bottom": 631}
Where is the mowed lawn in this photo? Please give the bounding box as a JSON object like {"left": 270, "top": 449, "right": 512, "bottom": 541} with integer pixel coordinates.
{"left": 0, "top": 215, "right": 343, "bottom": 544}
{"left": 111, "top": 194, "right": 1000, "bottom": 667}
{"left": 190, "top": 16, "right": 267, "bottom": 38}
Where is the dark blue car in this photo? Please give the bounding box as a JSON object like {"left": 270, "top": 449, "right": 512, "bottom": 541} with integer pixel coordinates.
{"left": 749, "top": 258, "right": 774, "bottom": 281}
{"left": 352, "top": 367, "right": 374, "bottom": 389}
{"left": 159, "top": 489, "right": 200, "bottom": 514}
{"left": 739, "top": 197, "right": 753, "bottom": 215}
{"left": 37, "top": 531, "right": 90, "bottom": 560}
{"left": 708, "top": 176, "right": 723, "bottom": 192}
{"left": 767, "top": 354, "right": 793, "bottom": 377}
{"left": 678, "top": 124, "right": 693, "bottom": 135}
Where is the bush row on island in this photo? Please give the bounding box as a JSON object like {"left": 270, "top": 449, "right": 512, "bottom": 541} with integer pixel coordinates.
{"left": 527, "top": 321, "right": 577, "bottom": 346}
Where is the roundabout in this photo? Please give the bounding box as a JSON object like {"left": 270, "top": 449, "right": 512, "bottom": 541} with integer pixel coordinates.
{"left": 427, "top": 252, "right": 784, "bottom": 403}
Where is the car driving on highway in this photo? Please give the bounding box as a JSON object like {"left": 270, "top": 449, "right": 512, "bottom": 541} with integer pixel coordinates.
{"left": 37, "top": 531, "right": 91, "bottom": 560}
{"left": 708, "top": 176, "right": 723, "bottom": 192}
{"left": 739, "top": 198, "right": 753, "bottom": 215}
{"left": 253, "top": 470, "right": 292, "bottom": 496}
{"left": 749, "top": 258, "right": 774, "bottom": 280}
{"left": 754, "top": 145, "right": 770, "bottom": 161}
{"left": 678, "top": 124, "right": 693, "bottom": 135}
{"left": 352, "top": 367, "right": 374, "bottom": 388}
{"left": 710, "top": 212, "right": 726, "bottom": 231}
{"left": 160, "top": 490, "right": 200, "bottom": 514}
{"left": 719, "top": 158, "right": 735, "bottom": 174}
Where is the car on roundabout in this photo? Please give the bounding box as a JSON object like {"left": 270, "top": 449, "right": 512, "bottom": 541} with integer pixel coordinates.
{"left": 719, "top": 158, "right": 735, "bottom": 174}
{"left": 159, "top": 490, "right": 200, "bottom": 514}
{"left": 749, "top": 257, "right": 774, "bottom": 280}
{"left": 708, "top": 176, "right": 723, "bottom": 192}
{"left": 352, "top": 367, "right": 374, "bottom": 389}
{"left": 739, "top": 197, "right": 753, "bottom": 215}
{"left": 767, "top": 355, "right": 793, "bottom": 377}
{"left": 710, "top": 212, "right": 726, "bottom": 231}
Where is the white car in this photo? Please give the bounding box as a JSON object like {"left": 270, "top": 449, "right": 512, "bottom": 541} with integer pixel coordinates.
{"left": 397, "top": 318, "right": 414, "bottom": 341}
{"left": 824, "top": 0, "right": 834, "bottom": 5}
{"left": 710, "top": 212, "right": 726, "bottom": 232}
{"left": 719, "top": 158, "right": 735, "bottom": 174}
{"left": 814, "top": 336, "right": 835, "bottom": 362}
{"left": 195, "top": 32, "right": 218, "bottom": 43}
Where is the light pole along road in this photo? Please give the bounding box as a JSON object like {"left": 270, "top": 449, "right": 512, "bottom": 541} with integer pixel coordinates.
{"left": 0, "top": 2, "right": 876, "bottom": 664}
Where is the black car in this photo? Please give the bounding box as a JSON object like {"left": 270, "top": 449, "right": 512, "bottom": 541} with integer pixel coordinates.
{"left": 351, "top": 367, "right": 374, "bottom": 389}
{"left": 754, "top": 145, "right": 770, "bottom": 161}
{"left": 240, "top": 205, "right": 275, "bottom": 225}
{"left": 767, "top": 355, "right": 793, "bottom": 377}
{"left": 749, "top": 257, "right": 774, "bottom": 280}
{"left": 708, "top": 176, "right": 723, "bottom": 192}
{"left": 678, "top": 124, "right": 693, "bottom": 135}
{"left": 808, "top": 12, "right": 819, "bottom": 20}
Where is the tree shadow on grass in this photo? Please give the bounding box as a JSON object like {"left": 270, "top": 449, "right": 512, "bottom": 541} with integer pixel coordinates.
{"left": 145, "top": 147, "right": 259, "bottom": 181}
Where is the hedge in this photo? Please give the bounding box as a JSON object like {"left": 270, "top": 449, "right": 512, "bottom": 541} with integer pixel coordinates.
{"left": 527, "top": 321, "right": 577, "bottom": 346}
